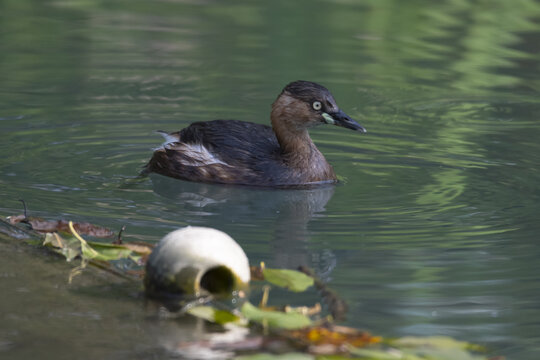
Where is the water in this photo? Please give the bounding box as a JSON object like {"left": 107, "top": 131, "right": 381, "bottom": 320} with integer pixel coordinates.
{"left": 1, "top": 0, "right": 540, "bottom": 358}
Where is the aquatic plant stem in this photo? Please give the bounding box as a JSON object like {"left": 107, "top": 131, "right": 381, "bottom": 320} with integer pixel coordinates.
{"left": 298, "top": 265, "right": 348, "bottom": 322}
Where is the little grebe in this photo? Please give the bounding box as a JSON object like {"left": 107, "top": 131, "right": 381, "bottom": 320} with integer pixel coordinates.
{"left": 144, "top": 80, "right": 366, "bottom": 187}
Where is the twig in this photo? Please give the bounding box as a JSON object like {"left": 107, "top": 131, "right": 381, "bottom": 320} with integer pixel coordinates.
{"left": 259, "top": 285, "right": 271, "bottom": 308}
{"left": 113, "top": 225, "right": 126, "bottom": 245}
{"left": 18, "top": 199, "right": 33, "bottom": 229}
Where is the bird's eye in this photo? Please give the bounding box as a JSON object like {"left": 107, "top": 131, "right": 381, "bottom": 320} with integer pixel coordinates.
{"left": 312, "top": 101, "right": 322, "bottom": 111}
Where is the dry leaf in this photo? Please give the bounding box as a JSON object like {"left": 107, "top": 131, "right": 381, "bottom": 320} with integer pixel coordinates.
{"left": 8, "top": 215, "right": 114, "bottom": 237}
{"left": 288, "top": 324, "right": 381, "bottom": 348}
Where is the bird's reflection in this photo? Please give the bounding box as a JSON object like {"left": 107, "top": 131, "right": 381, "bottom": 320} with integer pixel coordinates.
{"left": 149, "top": 174, "right": 336, "bottom": 277}
{"left": 147, "top": 174, "right": 337, "bottom": 358}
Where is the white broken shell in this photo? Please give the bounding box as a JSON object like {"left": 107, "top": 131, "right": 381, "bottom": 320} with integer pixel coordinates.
{"left": 144, "top": 226, "right": 250, "bottom": 297}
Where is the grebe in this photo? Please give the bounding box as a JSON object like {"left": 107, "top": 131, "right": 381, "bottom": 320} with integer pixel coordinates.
{"left": 144, "top": 80, "right": 366, "bottom": 187}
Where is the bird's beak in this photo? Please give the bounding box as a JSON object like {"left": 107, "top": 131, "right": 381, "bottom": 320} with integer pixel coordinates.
{"left": 322, "top": 110, "right": 367, "bottom": 133}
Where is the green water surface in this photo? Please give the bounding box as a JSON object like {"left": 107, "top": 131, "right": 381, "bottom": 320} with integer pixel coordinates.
{"left": 1, "top": 0, "right": 540, "bottom": 359}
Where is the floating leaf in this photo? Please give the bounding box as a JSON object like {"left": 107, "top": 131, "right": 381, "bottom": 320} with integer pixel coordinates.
{"left": 349, "top": 336, "right": 491, "bottom": 360}
{"left": 348, "top": 347, "right": 411, "bottom": 359}
{"left": 262, "top": 268, "right": 314, "bottom": 292}
{"left": 116, "top": 242, "right": 153, "bottom": 256}
{"left": 43, "top": 232, "right": 80, "bottom": 261}
{"left": 391, "top": 336, "right": 486, "bottom": 352}
{"left": 42, "top": 225, "right": 141, "bottom": 264}
{"left": 410, "top": 348, "right": 488, "bottom": 360}
{"left": 235, "top": 353, "right": 314, "bottom": 360}
{"left": 187, "top": 305, "right": 243, "bottom": 325}
{"left": 67, "top": 221, "right": 140, "bottom": 263}
{"left": 241, "top": 302, "right": 312, "bottom": 330}
{"left": 85, "top": 241, "right": 141, "bottom": 262}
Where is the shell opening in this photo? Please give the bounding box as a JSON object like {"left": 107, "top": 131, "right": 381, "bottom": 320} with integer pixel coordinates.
{"left": 200, "top": 265, "right": 235, "bottom": 295}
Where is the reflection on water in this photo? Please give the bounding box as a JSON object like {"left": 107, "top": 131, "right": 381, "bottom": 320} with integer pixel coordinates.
{"left": 1, "top": 0, "right": 540, "bottom": 359}
{"left": 150, "top": 175, "right": 336, "bottom": 273}
{"left": 146, "top": 313, "right": 252, "bottom": 359}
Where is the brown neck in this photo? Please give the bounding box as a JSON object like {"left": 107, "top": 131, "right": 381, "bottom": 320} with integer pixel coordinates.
{"left": 271, "top": 94, "right": 336, "bottom": 181}
{"left": 271, "top": 94, "right": 315, "bottom": 156}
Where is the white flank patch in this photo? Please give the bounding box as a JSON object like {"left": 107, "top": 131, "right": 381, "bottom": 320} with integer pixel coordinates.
{"left": 159, "top": 132, "right": 180, "bottom": 146}
{"left": 157, "top": 131, "right": 179, "bottom": 148}
{"left": 176, "top": 143, "right": 229, "bottom": 167}
{"left": 154, "top": 131, "right": 229, "bottom": 167}
{"left": 152, "top": 131, "right": 180, "bottom": 151}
